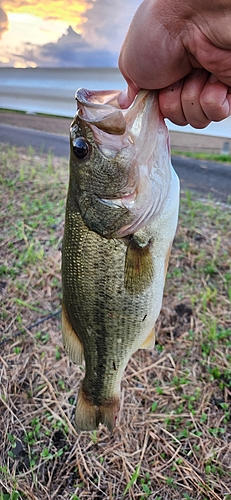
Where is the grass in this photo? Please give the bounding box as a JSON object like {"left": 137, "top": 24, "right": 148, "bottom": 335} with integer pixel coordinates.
{"left": 172, "top": 150, "right": 231, "bottom": 164}
{"left": 0, "top": 108, "right": 27, "bottom": 114}
{"left": 0, "top": 144, "right": 231, "bottom": 499}
{"left": 0, "top": 108, "right": 72, "bottom": 120}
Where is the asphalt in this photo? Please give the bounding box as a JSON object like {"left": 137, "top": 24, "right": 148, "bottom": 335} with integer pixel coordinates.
{"left": 0, "top": 123, "right": 230, "bottom": 203}
{"left": 0, "top": 123, "right": 69, "bottom": 157}
{"left": 172, "top": 155, "right": 231, "bottom": 203}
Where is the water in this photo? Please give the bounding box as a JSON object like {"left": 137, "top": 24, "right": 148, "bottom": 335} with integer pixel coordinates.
{"left": 0, "top": 67, "right": 231, "bottom": 138}
{"left": 1, "top": 67, "right": 126, "bottom": 92}
{"left": 0, "top": 67, "right": 126, "bottom": 118}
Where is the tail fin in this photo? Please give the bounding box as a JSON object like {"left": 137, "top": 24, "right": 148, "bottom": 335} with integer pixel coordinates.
{"left": 75, "top": 385, "right": 120, "bottom": 432}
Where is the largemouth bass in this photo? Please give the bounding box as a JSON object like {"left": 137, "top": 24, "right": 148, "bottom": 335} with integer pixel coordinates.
{"left": 62, "top": 88, "right": 180, "bottom": 431}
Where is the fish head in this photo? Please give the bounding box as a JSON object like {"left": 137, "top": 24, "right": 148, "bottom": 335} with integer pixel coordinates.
{"left": 69, "top": 88, "right": 172, "bottom": 238}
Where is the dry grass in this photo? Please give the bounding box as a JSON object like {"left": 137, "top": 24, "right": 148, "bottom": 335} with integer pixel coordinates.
{"left": 0, "top": 144, "right": 231, "bottom": 500}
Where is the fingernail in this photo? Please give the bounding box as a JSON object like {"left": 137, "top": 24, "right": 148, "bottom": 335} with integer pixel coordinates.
{"left": 209, "top": 74, "right": 219, "bottom": 84}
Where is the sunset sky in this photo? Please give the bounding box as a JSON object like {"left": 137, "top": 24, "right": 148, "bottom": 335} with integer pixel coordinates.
{"left": 0, "top": 0, "right": 142, "bottom": 67}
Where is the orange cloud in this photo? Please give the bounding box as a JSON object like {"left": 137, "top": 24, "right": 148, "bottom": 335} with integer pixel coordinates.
{"left": 0, "top": 5, "right": 8, "bottom": 36}
{"left": 2, "top": 0, "right": 95, "bottom": 30}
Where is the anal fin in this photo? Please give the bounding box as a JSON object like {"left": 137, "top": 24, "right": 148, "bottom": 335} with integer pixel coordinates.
{"left": 140, "top": 327, "right": 155, "bottom": 350}
{"left": 62, "top": 304, "right": 84, "bottom": 365}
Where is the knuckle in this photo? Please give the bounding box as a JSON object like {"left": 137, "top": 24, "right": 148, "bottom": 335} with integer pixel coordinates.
{"left": 160, "top": 103, "right": 187, "bottom": 125}
{"left": 200, "top": 94, "right": 221, "bottom": 110}
{"left": 183, "top": 107, "right": 210, "bottom": 128}
{"left": 200, "top": 98, "right": 229, "bottom": 120}
{"left": 188, "top": 118, "right": 210, "bottom": 129}
{"left": 160, "top": 96, "right": 183, "bottom": 120}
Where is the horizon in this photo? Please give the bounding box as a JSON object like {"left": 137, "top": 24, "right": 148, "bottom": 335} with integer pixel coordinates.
{"left": 0, "top": 66, "right": 122, "bottom": 70}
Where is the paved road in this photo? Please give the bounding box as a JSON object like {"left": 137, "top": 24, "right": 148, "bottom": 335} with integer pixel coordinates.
{"left": 0, "top": 123, "right": 69, "bottom": 157}
{"left": 0, "top": 123, "right": 230, "bottom": 203}
{"left": 171, "top": 156, "right": 231, "bottom": 203}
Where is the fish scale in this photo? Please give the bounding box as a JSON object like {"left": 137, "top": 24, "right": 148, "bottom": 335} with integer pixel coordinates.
{"left": 62, "top": 88, "right": 179, "bottom": 431}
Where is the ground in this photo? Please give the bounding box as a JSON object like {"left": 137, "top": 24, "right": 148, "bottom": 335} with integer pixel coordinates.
{"left": 0, "top": 119, "right": 231, "bottom": 500}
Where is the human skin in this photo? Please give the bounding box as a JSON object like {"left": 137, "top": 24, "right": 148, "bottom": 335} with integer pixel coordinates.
{"left": 118, "top": 0, "right": 231, "bottom": 128}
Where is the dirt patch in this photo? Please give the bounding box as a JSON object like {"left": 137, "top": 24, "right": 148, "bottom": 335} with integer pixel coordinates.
{"left": 0, "top": 111, "right": 70, "bottom": 136}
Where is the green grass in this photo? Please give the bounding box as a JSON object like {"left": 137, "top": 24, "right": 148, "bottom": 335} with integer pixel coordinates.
{"left": 0, "top": 144, "right": 231, "bottom": 499}
{"left": 172, "top": 149, "right": 231, "bottom": 163}
{"left": 0, "top": 108, "right": 27, "bottom": 114}
{"left": 1, "top": 145, "right": 67, "bottom": 331}
{"left": 0, "top": 108, "right": 72, "bottom": 119}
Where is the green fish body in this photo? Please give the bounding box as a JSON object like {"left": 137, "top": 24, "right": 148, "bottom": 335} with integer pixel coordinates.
{"left": 62, "top": 89, "right": 180, "bottom": 431}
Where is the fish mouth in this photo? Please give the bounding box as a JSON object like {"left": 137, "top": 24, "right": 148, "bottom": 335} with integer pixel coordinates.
{"left": 75, "top": 87, "right": 149, "bottom": 114}
{"left": 76, "top": 89, "right": 127, "bottom": 136}
{"left": 98, "top": 168, "right": 163, "bottom": 238}
{"left": 75, "top": 88, "right": 172, "bottom": 237}
{"left": 75, "top": 88, "right": 150, "bottom": 158}
{"left": 99, "top": 189, "right": 137, "bottom": 210}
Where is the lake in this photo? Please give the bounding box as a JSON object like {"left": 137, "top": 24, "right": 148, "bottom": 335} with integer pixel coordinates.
{"left": 0, "top": 67, "right": 230, "bottom": 138}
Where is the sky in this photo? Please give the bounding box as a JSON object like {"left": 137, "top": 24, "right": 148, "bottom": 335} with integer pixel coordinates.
{"left": 0, "top": 0, "right": 142, "bottom": 67}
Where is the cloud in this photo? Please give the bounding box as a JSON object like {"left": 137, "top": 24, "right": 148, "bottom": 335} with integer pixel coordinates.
{"left": 2, "top": 0, "right": 94, "bottom": 28}
{"left": 0, "top": 5, "right": 8, "bottom": 37}
{"left": 2, "top": 0, "right": 141, "bottom": 44}
{"left": 80, "top": 0, "right": 142, "bottom": 51}
{"left": 0, "top": 0, "right": 142, "bottom": 66}
{"left": 21, "top": 25, "right": 118, "bottom": 67}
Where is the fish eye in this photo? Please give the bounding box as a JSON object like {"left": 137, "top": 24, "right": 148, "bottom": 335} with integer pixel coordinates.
{"left": 72, "top": 137, "right": 89, "bottom": 159}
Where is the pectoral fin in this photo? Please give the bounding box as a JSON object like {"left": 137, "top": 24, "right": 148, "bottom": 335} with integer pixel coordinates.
{"left": 140, "top": 327, "right": 155, "bottom": 350}
{"left": 124, "top": 237, "right": 154, "bottom": 294}
{"left": 62, "top": 304, "right": 84, "bottom": 365}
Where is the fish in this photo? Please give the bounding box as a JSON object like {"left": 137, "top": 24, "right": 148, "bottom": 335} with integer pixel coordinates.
{"left": 61, "top": 88, "right": 180, "bottom": 432}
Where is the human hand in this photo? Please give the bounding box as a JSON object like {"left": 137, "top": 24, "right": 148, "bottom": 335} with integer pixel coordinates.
{"left": 118, "top": 0, "right": 231, "bottom": 128}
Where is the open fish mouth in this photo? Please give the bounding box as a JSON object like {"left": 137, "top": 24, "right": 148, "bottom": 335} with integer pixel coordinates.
{"left": 75, "top": 88, "right": 150, "bottom": 157}
{"left": 74, "top": 88, "right": 173, "bottom": 237}
{"left": 75, "top": 88, "right": 127, "bottom": 136}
